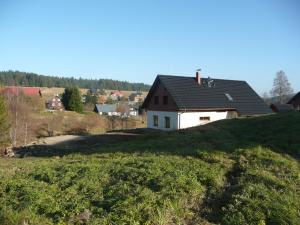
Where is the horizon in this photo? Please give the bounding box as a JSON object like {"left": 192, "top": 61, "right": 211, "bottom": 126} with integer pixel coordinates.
{"left": 0, "top": 0, "right": 299, "bottom": 94}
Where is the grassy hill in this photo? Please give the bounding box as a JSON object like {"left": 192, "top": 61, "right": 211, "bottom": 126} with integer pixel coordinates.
{"left": 0, "top": 113, "right": 299, "bottom": 224}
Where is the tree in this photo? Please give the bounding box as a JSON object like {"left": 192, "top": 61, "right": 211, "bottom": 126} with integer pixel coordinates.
{"left": 85, "top": 93, "right": 98, "bottom": 105}
{"left": 106, "top": 97, "right": 117, "bottom": 104}
{"left": 0, "top": 71, "right": 151, "bottom": 91}
{"left": 0, "top": 96, "right": 10, "bottom": 149}
{"left": 99, "top": 89, "right": 106, "bottom": 95}
{"left": 62, "top": 87, "right": 83, "bottom": 113}
{"left": 261, "top": 92, "right": 271, "bottom": 104}
{"left": 270, "top": 70, "right": 293, "bottom": 104}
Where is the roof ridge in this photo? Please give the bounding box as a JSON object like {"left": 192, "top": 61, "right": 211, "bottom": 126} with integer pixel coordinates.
{"left": 157, "top": 74, "right": 246, "bottom": 82}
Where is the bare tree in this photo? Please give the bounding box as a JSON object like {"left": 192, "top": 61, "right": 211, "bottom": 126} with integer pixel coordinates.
{"left": 261, "top": 92, "right": 270, "bottom": 104}
{"left": 270, "top": 70, "right": 293, "bottom": 104}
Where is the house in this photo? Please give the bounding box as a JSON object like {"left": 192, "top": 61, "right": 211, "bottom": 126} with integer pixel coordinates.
{"left": 89, "top": 88, "right": 99, "bottom": 95}
{"left": 120, "top": 102, "right": 139, "bottom": 117}
{"left": 110, "top": 90, "right": 123, "bottom": 101}
{"left": 128, "top": 105, "right": 139, "bottom": 116}
{"left": 94, "top": 104, "right": 120, "bottom": 116}
{"left": 287, "top": 92, "right": 300, "bottom": 111}
{"left": 142, "top": 72, "right": 271, "bottom": 130}
{"left": 0, "top": 86, "right": 42, "bottom": 97}
{"left": 45, "top": 95, "right": 64, "bottom": 111}
{"left": 270, "top": 103, "right": 294, "bottom": 113}
{"left": 129, "top": 92, "right": 144, "bottom": 103}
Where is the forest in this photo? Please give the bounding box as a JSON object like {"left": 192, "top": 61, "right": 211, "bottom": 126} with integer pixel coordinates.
{"left": 0, "top": 71, "right": 151, "bottom": 91}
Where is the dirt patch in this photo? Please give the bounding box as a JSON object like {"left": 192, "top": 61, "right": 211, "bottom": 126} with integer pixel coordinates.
{"left": 14, "top": 132, "right": 143, "bottom": 157}
{"left": 31, "top": 132, "right": 140, "bottom": 147}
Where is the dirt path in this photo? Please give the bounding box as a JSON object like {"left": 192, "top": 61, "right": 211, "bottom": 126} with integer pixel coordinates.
{"left": 16, "top": 132, "right": 142, "bottom": 157}
{"left": 31, "top": 132, "right": 140, "bottom": 147}
{"left": 34, "top": 135, "right": 87, "bottom": 146}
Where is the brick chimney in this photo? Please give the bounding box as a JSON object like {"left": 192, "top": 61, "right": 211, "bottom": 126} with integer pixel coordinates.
{"left": 196, "top": 69, "right": 201, "bottom": 85}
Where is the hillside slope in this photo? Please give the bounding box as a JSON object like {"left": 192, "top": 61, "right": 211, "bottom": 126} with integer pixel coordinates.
{"left": 0, "top": 113, "right": 299, "bottom": 224}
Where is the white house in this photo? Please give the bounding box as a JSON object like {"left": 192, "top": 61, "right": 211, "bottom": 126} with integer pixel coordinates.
{"left": 94, "top": 104, "right": 121, "bottom": 116}
{"left": 142, "top": 72, "right": 271, "bottom": 130}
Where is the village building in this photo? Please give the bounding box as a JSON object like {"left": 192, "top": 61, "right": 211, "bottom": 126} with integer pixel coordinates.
{"left": 270, "top": 103, "right": 294, "bottom": 113}
{"left": 287, "top": 92, "right": 300, "bottom": 111}
{"left": 94, "top": 104, "right": 121, "bottom": 116}
{"left": 45, "top": 95, "right": 64, "bottom": 111}
{"left": 129, "top": 92, "right": 144, "bottom": 103}
{"left": 110, "top": 90, "right": 123, "bottom": 101}
{"left": 88, "top": 88, "right": 99, "bottom": 95}
{"left": 121, "top": 102, "right": 140, "bottom": 117}
{"left": 128, "top": 105, "right": 139, "bottom": 116}
{"left": 142, "top": 72, "right": 271, "bottom": 130}
{"left": 0, "top": 86, "right": 42, "bottom": 97}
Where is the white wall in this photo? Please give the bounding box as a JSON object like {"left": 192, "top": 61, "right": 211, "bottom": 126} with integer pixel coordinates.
{"left": 178, "top": 111, "right": 229, "bottom": 129}
{"left": 147, "top": 110, "right": 178, "bottom": 130}
{"left": 147, "top": 110, "right": 235, "bottom": 130}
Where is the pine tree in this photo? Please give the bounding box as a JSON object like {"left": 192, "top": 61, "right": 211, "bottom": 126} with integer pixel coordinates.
{"left": 0, "top": 96, "right": 10, "bottom": 148}
{"left": 62, "top": 87, "right": 83, "bottom": 113}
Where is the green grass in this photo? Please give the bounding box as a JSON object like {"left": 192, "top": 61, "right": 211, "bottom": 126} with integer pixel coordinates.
{"left": 0, "top": 112, "right": 299, "bottom": 224}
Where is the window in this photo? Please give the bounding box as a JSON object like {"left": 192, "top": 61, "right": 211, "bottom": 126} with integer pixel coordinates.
{"left": 165, "top": 116, "right": 170, "bottom": 128}
{"left": 225, "top": 93, "right": 234, "bottom": 101}
{"left": 153, "top": 115, "right": 158, "bottom": 126}
{"left": 154, "top": 96, "right": 159, "bottom": 105}
{"left": 200, "top": 116, "right": 210, "bottom": 121}
{"left": 163, "top": 96, "right": 168, "bottom": 105}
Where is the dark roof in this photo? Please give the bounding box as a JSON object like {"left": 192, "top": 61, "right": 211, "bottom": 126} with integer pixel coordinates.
{"left": 89, "top": 88, "right": 99, "bottom": 94}
{"left": 287, "top": 92, "right": 300, "bottom": 104}
{"left": 143, "top": 75, "right": 272, "bottom": 115}
{"left": 129, "top": 92, "right": 142, "bottom": 97}
{"left": 94, "top": 104, "right": 117, "bottom": 113}
{"left": 270, "top": 104, "right": 294, "bottom": 112}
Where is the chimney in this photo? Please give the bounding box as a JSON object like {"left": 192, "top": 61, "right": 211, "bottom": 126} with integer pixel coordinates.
{"left": 196, "top": 69, "right": 201, "bottom": 85}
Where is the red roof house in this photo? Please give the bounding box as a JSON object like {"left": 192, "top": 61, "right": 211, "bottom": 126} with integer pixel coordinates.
{"left": 0, "top": 86, "right": 42, "bottom": 97}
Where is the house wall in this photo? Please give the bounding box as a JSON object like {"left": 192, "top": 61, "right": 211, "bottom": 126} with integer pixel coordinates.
{"left": 291, "top": 94, "right": 300, "bottom": 110}
{"left": 147, "top": 110, "right": 237, "bottom": 130}
{"left": 146, "top": 81, "right": 178, "bottom": 111}
{"left": 147, "top": 110, "right": 179, "bottom": 130}
{"left": 178, "top": 111, "right": 231, "bottom": 129}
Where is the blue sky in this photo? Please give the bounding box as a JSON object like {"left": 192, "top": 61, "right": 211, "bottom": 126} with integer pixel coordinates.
{"left": 0, "top": 0, "right": 299, "bottom": 94}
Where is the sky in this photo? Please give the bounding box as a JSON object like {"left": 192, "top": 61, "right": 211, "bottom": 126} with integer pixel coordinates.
{"left": 0, "top": 0, "right": 299, "bottom": 94}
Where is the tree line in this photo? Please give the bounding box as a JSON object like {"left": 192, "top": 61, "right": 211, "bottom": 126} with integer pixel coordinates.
{"left": 0, "top": 70, "right": 150, "bottom": 91}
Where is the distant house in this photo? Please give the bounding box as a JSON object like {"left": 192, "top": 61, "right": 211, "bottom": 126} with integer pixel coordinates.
{"left": 110, "top": 90, "right": 123, "bottom": 101}
{"left": 89, "top": 88, "right": 99, "bottom": 95}
{"left": 128, "top": 105, "right": 139, "bottom": 116}
{"left": 45, "top": 95, "right": 64, "bottom": 111}
{"left": 129, "top": 92, "right": 144, "bottom": 103}
{"left": 142, "top": 72, "right": 271, "bottom": 130}
{"left": 121, "top": 102, "right": 139, "bottom": 117}
{"left": 0, "top": 86, "right": 42, "bottom": 97}
{"left": 94, "top": 104, "right": 120, "bottom": 116}
{"left": 287, "top": 92, "right": 300, "bottom": 111}
{"left": 270, "top": 103, "right": 294, "bottom": 113}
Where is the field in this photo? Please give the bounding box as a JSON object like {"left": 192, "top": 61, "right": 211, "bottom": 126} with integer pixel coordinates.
{"left": 0, "top": 113, "right": 299, "bottom": 224}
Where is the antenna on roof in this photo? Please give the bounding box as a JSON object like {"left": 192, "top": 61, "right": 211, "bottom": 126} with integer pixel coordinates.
{"left": 207, "top": 76, "right": 215, "bottom": 87}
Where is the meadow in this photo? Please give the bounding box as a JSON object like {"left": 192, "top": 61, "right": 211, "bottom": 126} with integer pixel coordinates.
{"left": 0, "top": 113, "right": 299, "bottom": 224}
